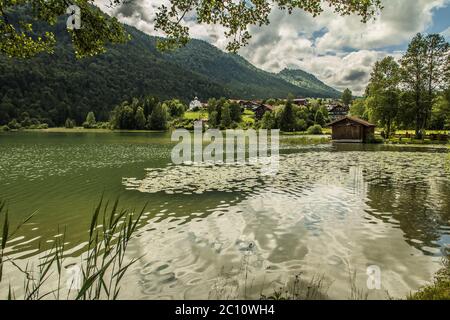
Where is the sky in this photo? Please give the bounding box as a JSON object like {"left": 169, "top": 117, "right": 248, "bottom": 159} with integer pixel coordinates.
{"left": 97, "top": 0, "right": 450, "bottom": 95}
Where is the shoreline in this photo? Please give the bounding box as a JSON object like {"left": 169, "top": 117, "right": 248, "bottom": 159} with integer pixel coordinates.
{"left": 1, "top": 128, "right": 449, "bottom": 147}
{"left": 20, "top": 127, "right": 166, "bottom": 134}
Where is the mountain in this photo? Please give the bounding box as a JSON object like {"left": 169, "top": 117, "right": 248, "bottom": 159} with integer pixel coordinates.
{"left": 278, "top": 69, "right": 341, "bottom": 98}
{"left": 0, "top": 10, "right": 340, "bottom": 126}
{"left": 165, "top": 40, "right": 339, "bottom": 99}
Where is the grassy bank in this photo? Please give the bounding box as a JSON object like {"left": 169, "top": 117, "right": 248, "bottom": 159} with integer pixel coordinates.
{"left": 184, "top": 111, "right": 208, "bottom": 120}
{"left": 394, "top": 130, "right": 450, "bottom": 135}
{"left": 386, "top": 136, "right": 449, "bottom": 145}
{"left": 281, "top": 135, "right": 331, "bottom": 145}
{"left": 21, "top": 127, "right": 166, "bottom": 134}
{"left": 408, "top": 255, "right": 450, "bottom": 300}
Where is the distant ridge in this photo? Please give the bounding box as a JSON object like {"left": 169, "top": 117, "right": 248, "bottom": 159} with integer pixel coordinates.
{"left": 277, "top": 68, "right": 341, "bottom": 99}
{"left": 0, "top": 8, "right": 341, "bottom": 125}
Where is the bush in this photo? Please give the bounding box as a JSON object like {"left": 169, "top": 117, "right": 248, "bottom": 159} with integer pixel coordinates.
{"left": 82, "top": 112, "right": 97, "bottom": 129}
{"left": 83, "top": 121, "right": 92, "bottom": 129}
{"left": 97, "top": 122, "right": 111, "bottom": 129}
{"left": 39, "top": 118, "right": 55, "bottom": 128}
{"left": 295, "top": 119, "right": 308, "bottom": 132}
{"left": 170, "top": 118, "right": 197, "bottom": 130}
{"left": 20, "top": 117, "right": 32, "bottom": 128}
{"left": 307, "top": 125, "right": 323, "bottom": 135}
{"left": 7, "top": 119, "right": 21, "bottom": 130}
{"left": 65, "top": 118, "right": 76, "bottom": 129}
{"left": 365, "top": 134, "right": 383, "bottom": 144}
{"left": 26, "top": 123, "right": 48, "bottom": 130}
{"left": 20, "top": 118, "right": 42, "bottom": 129}
{"left": 409, "top": 256, "right": 449, "bottom": 300}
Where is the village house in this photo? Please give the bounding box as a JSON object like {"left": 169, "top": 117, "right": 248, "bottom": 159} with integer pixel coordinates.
{"left": 327, "top": 103, "right": 350, "bottom": 121}
{"left": 327, "top": 116, "right": 376, "bottom": 143}
{"left": 229, "top": 99, "right": 247, "bottom": 106}
{"left": 254, "top": 104, "right": 275, "bottom": 120}
{"left": 229, "top": 99, "right": 262, "bottom": 112}
{"left": 292, "top": 98, "right": 308, "bottom": 107}
{"left": 189, "top": 97, "right": 203, "bottom": 111}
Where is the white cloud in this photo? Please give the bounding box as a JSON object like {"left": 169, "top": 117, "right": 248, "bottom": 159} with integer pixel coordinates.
{"left": 442, "top": 26, "right": 450, "bottom": 39}
{"left": 96, "top": 0, "right": 450, "bottom": 95}
{"left": 314, "top": 0, "right": 447, "bottom": 52}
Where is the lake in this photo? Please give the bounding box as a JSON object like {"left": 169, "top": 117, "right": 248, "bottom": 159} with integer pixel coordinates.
{"left": 0, "top": 131, "right": 449, "bottom": 299}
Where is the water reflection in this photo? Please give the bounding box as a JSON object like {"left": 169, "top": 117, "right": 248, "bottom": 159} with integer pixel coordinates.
{"left": 1, "top": 132, "right": 449, "bottom": 299}
{"left": 366, "top": 176, "right": 449, "bottom": 255}
{"left": 122, "top": 145, "right": 449, "bottom": 299}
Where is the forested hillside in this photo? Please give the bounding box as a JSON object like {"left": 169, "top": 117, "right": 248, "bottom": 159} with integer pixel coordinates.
{"left": 278, "top": 69, "right": 341, "bottom": 99}
{"left": 0, "top": 9, "right": 340, "bottom": 126}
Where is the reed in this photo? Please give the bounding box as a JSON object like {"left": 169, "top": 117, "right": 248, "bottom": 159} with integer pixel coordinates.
{"left": 0, "top": 197, "right": 147, "bottom": 300}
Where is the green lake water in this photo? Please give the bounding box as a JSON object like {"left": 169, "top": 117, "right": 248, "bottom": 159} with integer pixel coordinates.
{"left": 0, "top": 131, "right": 449, "bottom": 299}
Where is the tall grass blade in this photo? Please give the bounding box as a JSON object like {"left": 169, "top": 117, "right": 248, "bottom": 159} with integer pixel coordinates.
{"left": 1, "top": 210, "right": 9, "bottom": 251}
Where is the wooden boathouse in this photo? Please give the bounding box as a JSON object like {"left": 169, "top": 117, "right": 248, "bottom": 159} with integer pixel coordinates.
{"left": 327, "top": 116, "right": 376, "bottom": 143}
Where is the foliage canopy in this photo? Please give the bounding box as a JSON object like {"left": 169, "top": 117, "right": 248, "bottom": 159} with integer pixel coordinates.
{"left": 0, "top": 0, "right": 383, "bottom": 57}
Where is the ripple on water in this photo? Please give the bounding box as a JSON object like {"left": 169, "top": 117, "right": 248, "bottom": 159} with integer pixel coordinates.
{"left": 121, "top": 149, "right": 449, "bottom": 299}
{"left": 0, "top": 142, "right": 168, "bottom": 182}
{"left": 2, "top": 140, "right": 449, "bottom": 299}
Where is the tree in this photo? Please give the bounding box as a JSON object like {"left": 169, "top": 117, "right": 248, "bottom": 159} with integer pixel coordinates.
{"left": 143, "top": 97, "right": 159, "bottom": 118}
{"left": 135, "top": 107, "right": 146, "bottom": 130}
{"left": 83, "top": 111, "right": 96, "bottom": 128}
{"left": 1, "top": 1, "right": 382, "bottom": 58}
{"left": 209, "top": 111, "right": 220, "bottom": 128}
{"left": 431, "top": 91, "right": 450, "bottom": 130}
{"left": 400, "top": 33, "right": 449, "bottom": 138}
{"left": 261, "top": 111, "right": 276, "bottom": 129}
{"left": 220, "top": 104, "right": 232, "bottom": 128}
{"left": 366, "top": 56, "right": 401, "bottom": 138}
{"left": 165, "top": 99, "right": 186, "bottom": 118}
{"left": 396, "top": 91, "right": 417, "bottom": 130}
{"left": 279, "top": 99, "right": 296, "bottom": 132}
{"left": 314, "top": 109, "right": 326, "bottom": 126}
{"left": 121, "top": 105, "right": 135, "bottom": 130}
{"left": 149, "top": 103, "right": 168, "bottom": 130}
{"left": 0, "top": 100, "right": 14, "bottom": 125}
{"left": 349, "top": 98, "right": 368, "bottom": 120}
{"left": 229, "top": 102, "right": 242, "bottom": 123}
{"left": 342, "top": 88, "right": 353, "bottom": 107}
{"left": 0, "top": 2, "right": 129, "bottom": 58}
{"left": 65, "top": 118, "right": 76, "bottom": 129}
{"left": 424, "top": 34, "right": 450, "bottom": 127}
{"left": 110, "top": 103, "right": 134, "bottom": 129}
